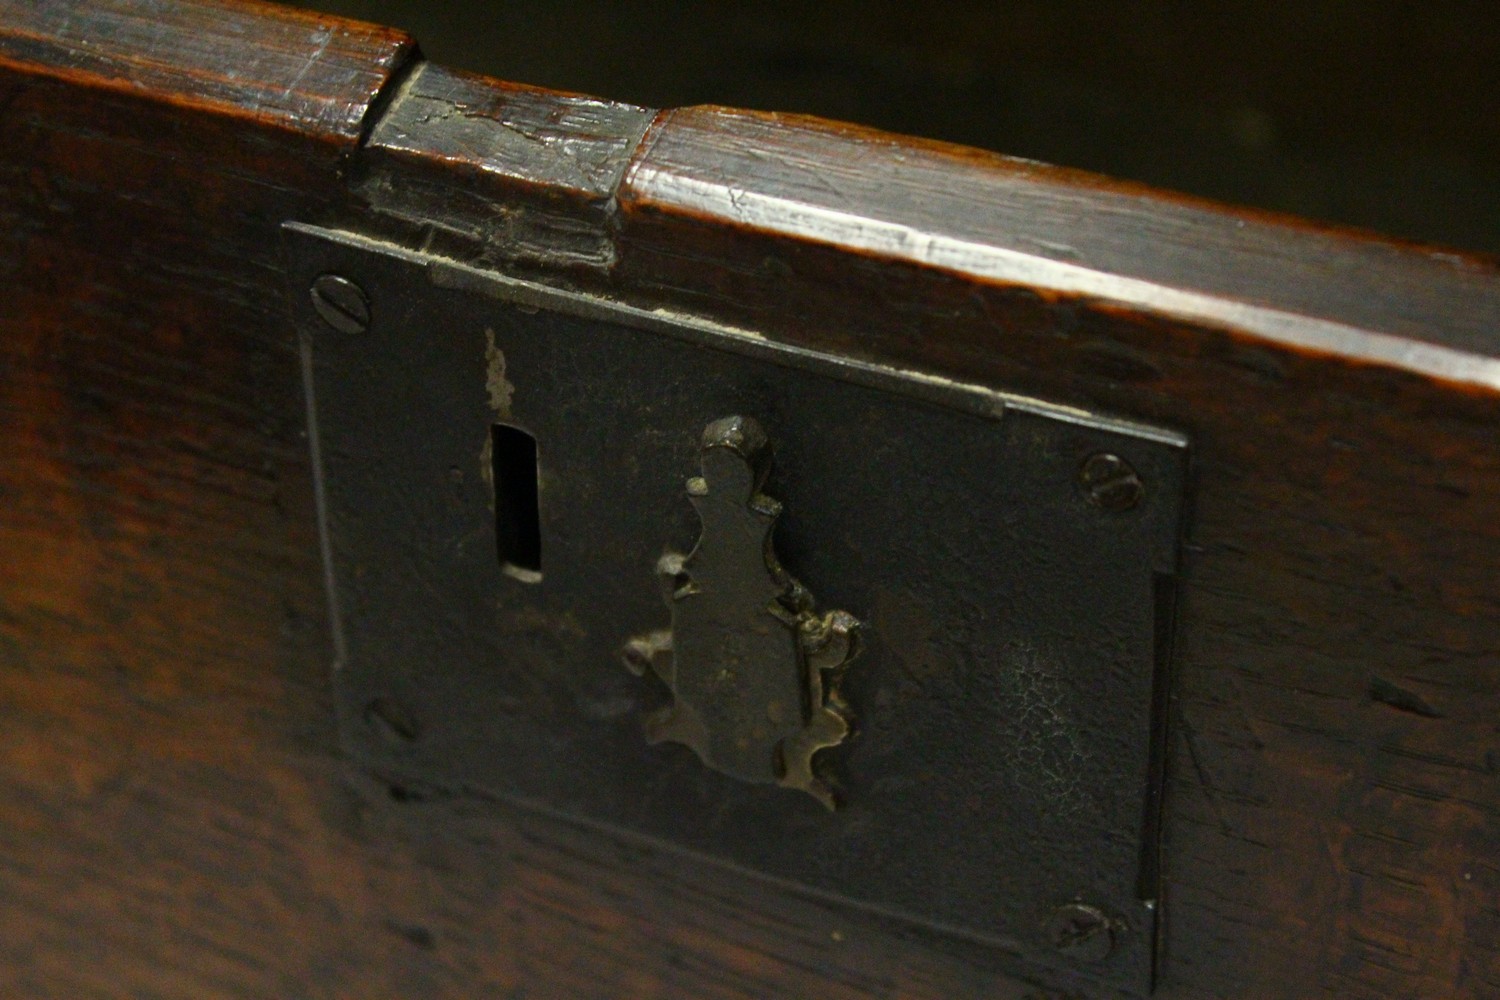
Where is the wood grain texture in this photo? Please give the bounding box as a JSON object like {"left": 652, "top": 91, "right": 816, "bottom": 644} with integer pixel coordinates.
{"left": 1, "top": 2, "right": 1498, "bottom": 999}
{"left": 0, "top": 0, "right": 412, "bottom": 138}
{"left": 354, "top": 62, "right": 654, "bottom": 269}
{"left": 295, "top": 0, "right": 1500, "bottom": 256}
{"left": 619, "top": 105, "right": 1500, "bottom": 370}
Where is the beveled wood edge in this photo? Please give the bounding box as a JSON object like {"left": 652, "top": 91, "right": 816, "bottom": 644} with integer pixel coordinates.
{"left": 352, "top": 63, "right": 1500, "bottom": 393}
{"left": 2, "top": 1, "right": 1493, "bottom": 389}
{"left": 619, "top": 105, "right": 1500, "bottom": 390}
{"left": 0, "top": 0, "right": 416, "bottom": 145}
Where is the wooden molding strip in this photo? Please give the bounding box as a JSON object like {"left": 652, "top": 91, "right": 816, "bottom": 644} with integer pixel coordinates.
{"left": 0, "top": 0, "right": 414, "bottom": 144}
{"left": 350, "top": 63, "right": 1500, "bottom": 393}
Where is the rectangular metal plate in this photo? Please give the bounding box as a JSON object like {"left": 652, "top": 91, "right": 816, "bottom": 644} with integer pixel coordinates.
{"left": 286, "top": 224, "right": 1188, "bottom": 998}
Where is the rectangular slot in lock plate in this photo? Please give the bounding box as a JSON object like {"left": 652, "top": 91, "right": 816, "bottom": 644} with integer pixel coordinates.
{"left": 286, "top": 224, "right": 1188, "bottom": 998}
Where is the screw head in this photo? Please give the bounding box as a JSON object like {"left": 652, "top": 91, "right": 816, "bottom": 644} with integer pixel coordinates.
{"left": 310, "top": 273, "right": 370, "bottom": 334}
{"left": 1046, "top": 902, "right": 1115, "bottom": 963}
{"left": 622, "top": 639, "right": 652, "bottom": 676}
{"left": 1078, "top": 452, "right": 1143, "bottom": 512}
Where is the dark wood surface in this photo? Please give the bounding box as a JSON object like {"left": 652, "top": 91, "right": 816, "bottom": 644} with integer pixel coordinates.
{"left": 296, "top": 0, "right": 1500, "bottom": 256}
{"left": 621, "top": 106, "right": 1500, "bottom": 360}
{"left": 2, "top": 2, "right": 1497, "bottom": 998}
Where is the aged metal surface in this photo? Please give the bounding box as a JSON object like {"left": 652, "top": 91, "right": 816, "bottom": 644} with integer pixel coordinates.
{"left": 285, "top": 223, "right": 1189, "bottom": 998}
{"left": 623, "top": 415, "right": 862, "bottom": 811}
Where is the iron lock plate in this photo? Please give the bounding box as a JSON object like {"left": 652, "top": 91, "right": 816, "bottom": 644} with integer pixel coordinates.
{"left": 286, "top": 224, "right": 1188, "bottom": 998}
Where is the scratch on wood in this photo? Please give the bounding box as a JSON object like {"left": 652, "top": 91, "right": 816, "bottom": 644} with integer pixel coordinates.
{"left": 1369, "top": 676, "right": 1444, "bottom": 718}
{"left": 1180, "top": 715, "right": 1234, "bottom": 835}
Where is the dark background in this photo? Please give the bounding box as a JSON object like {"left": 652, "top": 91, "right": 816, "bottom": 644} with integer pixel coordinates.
{"left": 294, "top": 0, "right": 1499, "bottom": 254}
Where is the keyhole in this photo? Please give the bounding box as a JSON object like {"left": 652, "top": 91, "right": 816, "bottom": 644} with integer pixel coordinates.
{"left": 492, "top": 423, "right": 541, "bottom": 582}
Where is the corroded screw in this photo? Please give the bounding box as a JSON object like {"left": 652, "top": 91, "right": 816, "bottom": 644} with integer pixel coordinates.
{"left": 310, "top": 273, "right": 370, "bottom": 334}
{"left": 1078, "top": 452, "right": 1143, "bottom": 512}
{"left": 1046, "top": 902, "right": 1115, "bottom": 963}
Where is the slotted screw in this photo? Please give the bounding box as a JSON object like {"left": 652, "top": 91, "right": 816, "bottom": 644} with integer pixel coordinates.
{"left": 310, "top": 273, "right": 370, "bottom": 334}
{"left": 1078, "top": 452, "right": 1144, "bottom": 512}
{"left": 1047, "top": 902, "right": 1115, "bottom": 962}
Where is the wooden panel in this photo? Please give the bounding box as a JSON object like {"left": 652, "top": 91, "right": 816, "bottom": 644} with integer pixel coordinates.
{"left": 0, "top": 2, "right": 419, "bottom": 997}
{"left": 1, "top": 2, "right": 1497, "bottom": 998}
